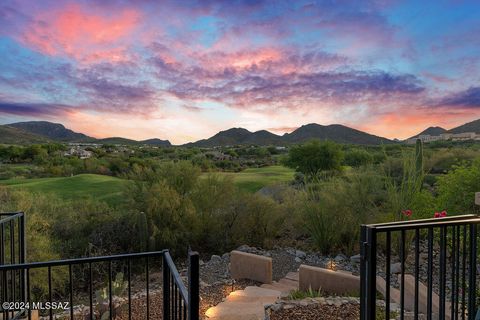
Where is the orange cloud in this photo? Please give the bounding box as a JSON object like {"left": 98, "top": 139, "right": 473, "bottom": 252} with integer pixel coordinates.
{"left": 22, "top": 3, "right": 140, "bottom": 63}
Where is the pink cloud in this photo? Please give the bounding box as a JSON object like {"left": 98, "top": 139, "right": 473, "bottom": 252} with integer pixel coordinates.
{"left": 21, "top": 3, "right": 140, "bottom": 63}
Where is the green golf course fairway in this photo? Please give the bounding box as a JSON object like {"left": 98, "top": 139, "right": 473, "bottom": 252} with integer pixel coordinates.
{"left": 214, "top": 165, "right": 294, "bottom": 193}
{"left": 0, "top": 174, "right": 129, "bottom": 205}
{"left": 0, "top": 166, "right": 294, "bottom": 204}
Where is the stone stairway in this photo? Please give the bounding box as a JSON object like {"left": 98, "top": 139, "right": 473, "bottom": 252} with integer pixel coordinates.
{"left": 205, "top": 272, "right": 299, "bottom": 320}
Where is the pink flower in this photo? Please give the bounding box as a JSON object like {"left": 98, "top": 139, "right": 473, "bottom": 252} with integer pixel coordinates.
{"left": 434, "top": 212, "right": 441, "bottom": 218}
{"left": 440, "top": 210, "right": 447, "bottom": 217}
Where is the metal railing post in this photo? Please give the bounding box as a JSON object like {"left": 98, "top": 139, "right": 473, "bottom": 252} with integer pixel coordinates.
{"left": 188, "top": 251, "right": 199, "bottom": 320}
{"left": 366, "top": 227, "right": 377, "bottom": 320}
{"left": 163, "top": 252, "right": 171, "bottom": 320}
{"left": 360, "top": 225, "right": 367, "bottom": 320}
{"left": 468, "top": 223, "right": 477, "bottom": 319}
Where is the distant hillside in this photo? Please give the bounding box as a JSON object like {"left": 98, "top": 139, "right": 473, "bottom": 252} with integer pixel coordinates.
{"left": 449, "top": 119, "right": 480, "bottom": 134}
{"left": 409, "top": 126, "right": 447, "bottom": 139}
{"left": 96, "top": 137, "right": 140, "bottom": 145}
{"left": 9, "top": 121, "right": 93, "bottom": 142}
{"left": 188, "top": 128, "right": 254, "bottom": 147}
{"left": 0, "top": 125, "right": 50, "bottom": 144}
{"left": 187, "top": 123, "right": 393, "bottom": 147}
{"left": 283, "top": 123, "right": 393, "bottom": 145}
{"left": 140, "top": 138, "right": 172, "bottom": 147}
{"left": 4, "top": 121, "right": 171, "bottom": 146}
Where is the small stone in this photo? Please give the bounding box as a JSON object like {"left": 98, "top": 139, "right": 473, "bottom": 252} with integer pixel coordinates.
{"left": 294, "top": 257, "right": 302, "bottom": 263}
{"left": 222, "top": 253, "right": 229, "bottom": 260}
{"left": 350, "top": 254, "right": 361, "bottom": 263}
{"left": 334, "top": 254, "right": 347, "bottom": 262}
{"left": 210, "top": 255, "right": 222, "bottom": 263}
{"left": 237, "top": 245, "right": 250, "bottom": 251}
{"left": 295, "top": 250, "right": 307, "bottom": 259}
{"left": 269, "top": 303, "right": 282, "bottom": 312}
{"left": 390, "top": 262, "right": 402, "bottom": 274}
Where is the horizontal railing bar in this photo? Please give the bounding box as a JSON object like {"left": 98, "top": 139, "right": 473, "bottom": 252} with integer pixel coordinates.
{"left": 364, "top": 214, "right": 477, "bottom": 228}
{"left": 0, "top": 213, "right": 24, "bottom": 225}
{"left": 164, "top": 251, "right": 189, "bottom": 303}
{"left": 0, "top": 250, "right": 167, "bottom": 271}
{"left": 0, "top": 212, "right": 24, "bottom": 216}
{"left": 372, "top": 217, "right": 480, "bottom": 232}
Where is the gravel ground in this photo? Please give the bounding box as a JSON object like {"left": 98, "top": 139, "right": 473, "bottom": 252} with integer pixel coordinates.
{"left": 270, "top": 303, "right": 360, "bottom": 320}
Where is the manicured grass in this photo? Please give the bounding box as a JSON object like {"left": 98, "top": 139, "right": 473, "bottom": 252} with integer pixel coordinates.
{"left": 0, "top": 174, "right": 129, "bottom": 205}
{"left": 213, "top": 165, "right": 295, "bottom": 193}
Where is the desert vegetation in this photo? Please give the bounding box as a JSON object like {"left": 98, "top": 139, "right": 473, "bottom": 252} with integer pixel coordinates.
{"left": 2, "top": 138, "right": 480, "bottom": 301}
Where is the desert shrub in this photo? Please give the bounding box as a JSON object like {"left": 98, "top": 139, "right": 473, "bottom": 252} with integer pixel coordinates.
{"left": 126, "top": 162, "right": 287, "bottom": 254}
{"left": 0, "top": 188, "right": 67, "bottom": 299}
{"left": 344, "top": 149, "right": 374, "bottom": 167}
{"left": 298, "top": 167, "right": 384, "bottom": 254}
{"left": 234, "top": 193, "right": 285, "bottom": 248}
{"left": 284, "top": 140, "right": 344, "bottom": 179}
{"left": 426, "top": 148, "right": 479, "bottom": 174}
{"left": 435, "top": 159, "right": 480, "bottom": 215}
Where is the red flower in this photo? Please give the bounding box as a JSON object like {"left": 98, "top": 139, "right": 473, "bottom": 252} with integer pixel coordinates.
{"left": 440, "top": 210, "right": 447, "bottom": 217}
{"left": 402, "top": 209, "right": 412, "bottom": 217}
{"left": 434, "top": 212, "right": 441, "bottom": 218}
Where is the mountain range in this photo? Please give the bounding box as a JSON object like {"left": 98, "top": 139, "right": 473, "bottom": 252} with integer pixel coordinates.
{"left": 409, "top": 119, "right": 480, "bottom": 139}
{"left": 1, "top": 119, "right": 480, "bottom": 147}
{"left": 1, "top": 121, "right": 172, "bottom": 147}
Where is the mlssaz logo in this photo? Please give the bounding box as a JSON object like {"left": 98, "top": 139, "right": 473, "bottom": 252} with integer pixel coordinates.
{"left": 31, "top": 302, "right": 70, "bottom": 310}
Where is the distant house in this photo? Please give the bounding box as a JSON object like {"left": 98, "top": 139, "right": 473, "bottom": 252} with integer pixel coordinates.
{"left": 407, "top": 132, "right": 479, "bottom": 144}
{"left": 451, "top": 132, "right": 476, "bottom": 141}
{"left": 204, "top": 151, "right": 232, "bottom": 161}
{"left": 64, "top": 146, "right": 93, "bottom": 159}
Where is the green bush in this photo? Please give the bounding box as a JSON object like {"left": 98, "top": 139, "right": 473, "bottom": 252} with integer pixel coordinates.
{"left": 435, "top": 159, "right": 480, "bottom": 215}
{"left": 344, "top": 149, "right": 374, "bottom": 167}
{"left": 284, "top": 140, "right": 344, "bottom": 179}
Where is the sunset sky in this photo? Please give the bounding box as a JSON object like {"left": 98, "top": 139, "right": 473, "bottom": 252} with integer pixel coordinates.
{"left": 0, "top": 0, "right": 479, "bottom": 144}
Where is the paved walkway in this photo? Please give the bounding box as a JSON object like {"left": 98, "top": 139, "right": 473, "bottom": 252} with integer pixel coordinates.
{"left": 205, "top": 272, "right": 299, "bottom": 320}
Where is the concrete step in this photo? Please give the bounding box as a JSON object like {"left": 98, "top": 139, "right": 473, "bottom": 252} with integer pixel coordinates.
{"left": 225, "top": 293, "right": 278, "bottom": 304}
{"left": 242, "top": 286, "right": 281, "bottom": 297}
{"left": 278, "top": 278, "right": 299, "bottom": 288}
{"left": 261, "top": 281, "right": 295, "bottom": 292}
{"left": 205, "top": 301, "right": 265, "bottom": 320}
{"left": 205, "top": 275, "right": 298, "bottom": 319}
{"left": 285, "top": 271, "right": 299, "bottom": 281}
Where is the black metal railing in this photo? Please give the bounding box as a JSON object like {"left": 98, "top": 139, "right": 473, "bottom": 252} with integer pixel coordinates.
{"left": 0, "top": 212, "right": 200, "bottom": 320}
{"left": 163, "top": 250, "right": 199, "bottom": 320}
{"left": 360, "top": 214, "right": 480, "bottom": 320}
{"left": 0, "top": 212, "right": 27, "bottom": 320}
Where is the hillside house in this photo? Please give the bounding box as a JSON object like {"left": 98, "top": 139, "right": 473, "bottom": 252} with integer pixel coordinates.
{"left": 64, "top": 147, "right": 93, "bottom": 159}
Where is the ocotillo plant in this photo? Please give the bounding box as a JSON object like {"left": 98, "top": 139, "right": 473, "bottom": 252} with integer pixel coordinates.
{"left": 415, "top": 138, "right": 424, "bottom": 185}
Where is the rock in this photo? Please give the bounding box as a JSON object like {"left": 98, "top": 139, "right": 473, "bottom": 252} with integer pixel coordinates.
{"left": 268, "top": 303, "right": 282, "bottom": 312}
{"left": 222, "top": 253, "right": 229, "bottom": 260}
{"left": 199, "top": 259, "right": 205, "bottom": 266}
{"left": 390, "top": 262, "right": 402, "bottom": 274}
{"left": 334, "top": 254, "right": 347, "bottom": 262}
{"left": 295, "top": 257, "right": 302, "bottom": 263}
{"left": 295, "top": 250, "right": 307, "bottom": 259}
{"left": 286, "top": 248, "right": 296, "bottom": 256}
{"left": 210, "top": 255, "right": 222, "bottom": 263}
{"left": 237, "top": 245, "right": 250, "bottom": 251}
{"left": 350, "top": 254, "right": 361, "bottom": 264}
